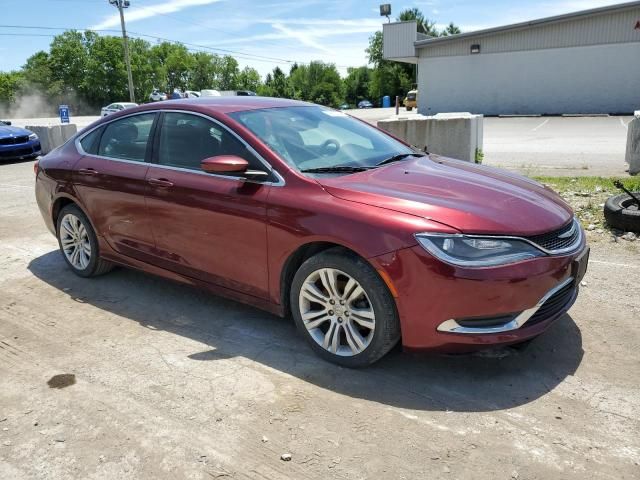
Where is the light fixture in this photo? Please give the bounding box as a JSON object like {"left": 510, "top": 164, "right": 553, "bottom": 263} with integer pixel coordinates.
{"left": 380, "top": 4, "right": 391, "bottom": 22}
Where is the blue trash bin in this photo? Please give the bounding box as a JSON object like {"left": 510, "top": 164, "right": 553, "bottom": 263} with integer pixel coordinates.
{"left": 382, "top": 96, "right": 391, "bottom": 108}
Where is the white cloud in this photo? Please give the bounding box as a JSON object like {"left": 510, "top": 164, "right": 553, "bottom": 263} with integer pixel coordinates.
{"left": 90, "top": 0, "right": 224, "bottom": 30}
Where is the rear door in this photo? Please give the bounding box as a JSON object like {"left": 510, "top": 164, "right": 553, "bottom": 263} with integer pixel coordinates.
{"left": 73, "top": 112, "right": 158, "bottom": 261}
{"left": 143, "top": 111, "right": 273, "bottom": 299}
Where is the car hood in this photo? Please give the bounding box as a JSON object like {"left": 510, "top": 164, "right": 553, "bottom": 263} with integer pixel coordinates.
{"left": 317, "top": 155, "right": 573, "bottom": 235}
{"left": 0, "top": 125, "right": 32, "bottom": 138}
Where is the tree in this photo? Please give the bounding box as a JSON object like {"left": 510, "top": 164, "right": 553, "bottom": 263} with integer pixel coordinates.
{"left": 343, "top": 66, "right": 372, "bottom": 106}
{"left": 288, "top": 62, "right": 343, "bottom": 107}
{"left": 398, "top": 8, "right": 439, "bottom": 37}
{"left": 190, "top": 52, "right": 220, "bottom": 91}
{"left": 0, "top": 71, "right": 23, "bottom": 106}
{"left": 237, "top": 66, "right": 261, "bottom": 92}
{"left": 440, "top": 22, "right": 462, "bottom": 36}
{"left": 216, "top": 56, "right": 239, "bottom": 90}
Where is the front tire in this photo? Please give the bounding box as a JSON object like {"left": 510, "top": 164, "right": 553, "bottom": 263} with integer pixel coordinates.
{"left": 290, "top": 249, "right": 400, "bottom": 367}
{"left": 56, "top": 204, "right": 113, "bottom": 277}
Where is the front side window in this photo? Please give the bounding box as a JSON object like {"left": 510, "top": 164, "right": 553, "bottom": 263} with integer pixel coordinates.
{"left": 97, "top": 113, "right": 155, "bottom": 162}
{"left": 228, "top": 106, "right": 413, "bottom": 172}
{"left": 157, "top": 112, "right": 262, "bottom": 171}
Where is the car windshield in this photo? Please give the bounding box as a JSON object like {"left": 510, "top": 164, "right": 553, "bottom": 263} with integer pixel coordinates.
{"left": 228, "top": 106, "right": 415, "bottom": 173}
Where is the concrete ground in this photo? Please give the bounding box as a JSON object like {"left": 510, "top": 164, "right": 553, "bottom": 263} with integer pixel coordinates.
{"left": 1, "top": 159, "right": 639, "bottom": 479}
{"left": 8, "top": 109, "right": 632, "bottom": 177}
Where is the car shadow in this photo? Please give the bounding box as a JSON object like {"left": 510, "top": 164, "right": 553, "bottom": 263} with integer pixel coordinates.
{"left": 28, "top": 251, "right": 584, "bottom": 413}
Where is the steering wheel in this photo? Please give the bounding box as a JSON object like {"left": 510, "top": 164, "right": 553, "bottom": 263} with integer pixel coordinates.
{"left": 320, "top": 139, "right": 340, "bottom": 156}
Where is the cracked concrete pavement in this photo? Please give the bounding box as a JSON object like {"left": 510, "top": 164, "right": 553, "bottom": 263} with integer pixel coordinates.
{"left": 0, "top": 159, "right": 639, "bottom": 479}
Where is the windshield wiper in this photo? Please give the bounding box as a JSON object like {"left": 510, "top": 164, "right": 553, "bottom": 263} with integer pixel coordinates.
{"left": 375, "top": 152, "right": 425, "bottom": 167}
{"left": 300, "top": 166, "right": 373, "bottom": 174}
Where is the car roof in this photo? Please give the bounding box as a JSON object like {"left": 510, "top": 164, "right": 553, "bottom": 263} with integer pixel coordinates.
{"left": 131, "top": 96, "right": 314, "bottom": 115}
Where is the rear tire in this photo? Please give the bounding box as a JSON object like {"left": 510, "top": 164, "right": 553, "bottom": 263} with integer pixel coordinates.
{"left": 604, "top": 192, "right": 640, "bottom": 233}
{"left": 56, "top": 204, "right": 114, "bottom": 277}
{"left": 290, "top": 248, "right": 400, "bottom": 367}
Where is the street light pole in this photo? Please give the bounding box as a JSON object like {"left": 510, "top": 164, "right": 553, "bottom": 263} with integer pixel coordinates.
{"left": 110, "top": 0, "right": 135, "bottom": 103}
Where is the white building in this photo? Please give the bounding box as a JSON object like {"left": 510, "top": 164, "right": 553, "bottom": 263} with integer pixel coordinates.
{"left": 383, "top": 2, "right": 640, "bottom": 115}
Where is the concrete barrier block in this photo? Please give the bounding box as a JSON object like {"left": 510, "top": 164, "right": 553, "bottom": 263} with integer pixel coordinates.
{"left": 626, "top": 116, "right": 640, "bottom": 175}
{"left": 25, "top": 124, "right": 77, "bottom": 155}
{"left": 60, "top": 124, "right": 78, "bottom": 142}
{"left": 377, "top": 117, "right": 408, "bottom": 142}
{"left": 377, "top": 113, "right": 483, "bottom": 162}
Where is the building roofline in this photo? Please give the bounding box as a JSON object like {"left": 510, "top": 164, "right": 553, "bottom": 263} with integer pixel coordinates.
{"left": 414, "top": 1, "right": 640, "bottom": 48}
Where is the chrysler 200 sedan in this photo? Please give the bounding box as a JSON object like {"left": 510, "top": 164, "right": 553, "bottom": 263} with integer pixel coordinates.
{"left": 35, "top": 97, "right": 589, "bottom": 367}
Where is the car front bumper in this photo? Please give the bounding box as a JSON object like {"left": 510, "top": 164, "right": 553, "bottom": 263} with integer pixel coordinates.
{"left": 371, "top": 241, "right": 588, "bottom": 352}
{"left": 0, "top": 139, "right": 41, "bottom": 160}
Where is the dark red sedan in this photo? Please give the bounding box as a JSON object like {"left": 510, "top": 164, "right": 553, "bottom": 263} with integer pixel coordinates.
{"left": 35, "top": 98, "right": 588, "bottom": 367}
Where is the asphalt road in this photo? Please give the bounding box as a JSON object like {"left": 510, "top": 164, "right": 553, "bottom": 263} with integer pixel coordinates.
{"left": 7, "top": 108, "right": 632, "bottom": 177}
{"left": 0, "top": 159, "right": 639, "bottom": 479}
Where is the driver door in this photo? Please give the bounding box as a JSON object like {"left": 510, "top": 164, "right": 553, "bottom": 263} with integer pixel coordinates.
{"left": 144, "top": 111, "right": 273, "bottom": 299}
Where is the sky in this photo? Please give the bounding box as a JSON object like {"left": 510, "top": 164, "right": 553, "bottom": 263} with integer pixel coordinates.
{"left": 0, "top": 0, "right": 629, "bottom": 78}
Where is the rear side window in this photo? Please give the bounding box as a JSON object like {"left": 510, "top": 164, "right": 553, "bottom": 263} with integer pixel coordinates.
{"left": 157, "top": 112, "right": 262, "bottom": 171}
{"left": 79, "top": 127, "right": 103, "bottom": 155}
{"left": 98, "top": 113, "right": 155, "bottom": 162}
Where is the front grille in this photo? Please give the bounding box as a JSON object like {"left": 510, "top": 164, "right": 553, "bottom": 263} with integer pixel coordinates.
{"left": 526, "top": 220, "right": 579, "bottom": 252}
{"left": 526, "top": 281, "right": 576, "bottom": 326}
{"left": 0, "top": 147, "right": 35, "bottom": 158}
{"left": 0, "top": 135, "right": 29, "bottom": 146}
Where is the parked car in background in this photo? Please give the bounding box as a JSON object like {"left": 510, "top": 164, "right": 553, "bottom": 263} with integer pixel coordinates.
{"left": 101, "top": 102, "right": 138, "bottom": 117}
{"left": 404, "top": 89, "right": 418, "bottom": 111}
{"left": 35, "top": 97, "right": 588, "bottom": 367}
{"left": 236, "top": 90, "right": 257, "bottom": 96}
{"left": 357, "top": 100, "right": 373, "bottom": 109}
{"left": 149, "top": 89, "right": 167, "bottom": 102}
{"left": 0, "top": 122, "right": 41, "bottom": 161}
{"left": 169, "top": 89, "right": 185, "bottom": 100}
{"left": 200, "top": 89, "right": 221, "bottom": 97}
{"left": 185, "top": 90, "right": 201, "bottom": 98}
{"left": 338, "top": 103, "right": 350, "bottom": 110}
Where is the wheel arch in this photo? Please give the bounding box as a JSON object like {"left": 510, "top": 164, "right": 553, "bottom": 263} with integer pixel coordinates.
{"left": 51, "top": 194, "right": 93, "bottom": 235}
{"left": 279, "top": 241, "right": 396, "bottom": 319}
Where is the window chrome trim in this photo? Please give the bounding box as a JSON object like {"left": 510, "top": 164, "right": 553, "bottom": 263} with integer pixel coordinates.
{"left": 415, "top": 217, "right": 583, "bottom": 259}
{"left": 436, "top": 276, "right": 575, "bottom": 334}
{"left": 74, "top": 108, "right": 285, "bottom": 187}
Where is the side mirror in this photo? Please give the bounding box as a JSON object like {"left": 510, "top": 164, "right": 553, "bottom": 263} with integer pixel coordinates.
{"left": 201, "top": 155, "right": 249, "bottom": 174}
{"left": 201, "top": 155, "right": 270, "bottom": 180}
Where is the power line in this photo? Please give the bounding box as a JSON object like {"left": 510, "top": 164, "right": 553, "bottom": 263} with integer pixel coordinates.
{"left": 0, "top": 24, "right": 356, "bottom": 69}
{"left": 0, "top": 24, "right": 298, "bottom": 65}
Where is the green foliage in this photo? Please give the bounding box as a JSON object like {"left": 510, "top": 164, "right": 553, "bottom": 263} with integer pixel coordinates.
{"left": 441, "top": 22, "right": 462, "bottom": 36}
{"left": 288, "top": 62, "right": 343, "bottom": 107}
{"left": 344, "top": 66, "right": 372, "bottom": 106}
{"left": 475, "top": 148, "right": 484, "bottom": 164}
{"left": 0, "top": 71, "right": 24, "bottom": 104}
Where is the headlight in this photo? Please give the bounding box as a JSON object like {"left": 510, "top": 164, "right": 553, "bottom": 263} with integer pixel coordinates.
{"left": 29, "top": 133, "right": 38, "bottom": 140}
{"left": 415, "top": 233, "right": 544, "bottom": 267}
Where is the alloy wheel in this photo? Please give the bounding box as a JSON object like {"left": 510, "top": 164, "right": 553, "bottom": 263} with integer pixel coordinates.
{"left": 298, "top": 268, "right": 375, "bottom": 356}
{"left": 59, "top": 213, "right": 92, "bottom": 270}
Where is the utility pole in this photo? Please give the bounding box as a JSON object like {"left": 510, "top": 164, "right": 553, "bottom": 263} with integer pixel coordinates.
{"left": 109, "top": 0, "right": 135, "bottom": 102}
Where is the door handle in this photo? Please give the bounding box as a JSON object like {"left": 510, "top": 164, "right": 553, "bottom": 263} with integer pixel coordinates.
{"left": 78, "top": 168, "right": 98, "bottom": 176}
{"left": 148, "top": 178, "right": 174, "bottom": 187}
